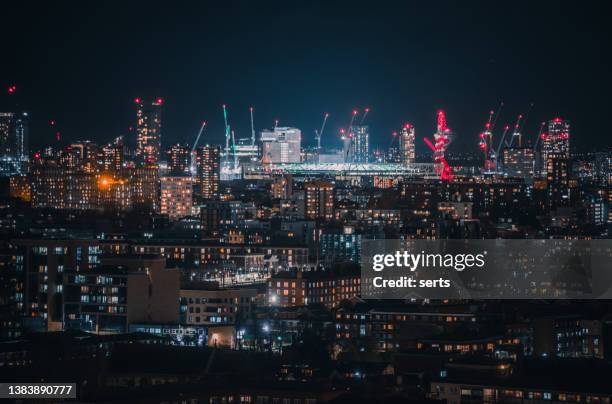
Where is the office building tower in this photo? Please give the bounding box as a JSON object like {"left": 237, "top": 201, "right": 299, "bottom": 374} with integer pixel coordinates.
{"left": 0, "top": 112, "right": 28, "bottom": 176}
{"left": 261, "top": 127, "right": 301, "bottom": 164}
{"left": 305, "top": 181, "right": 334, "bottom": 220}
{"left": 349, "top": 125, "right": 369, "bottom": 163}
{"left": 542, "top": 118, "right": 570, "bottom": 175}
{"left": 166, "top": 143, "right": 191, "bottom": 175}
{"left": 196, "top": 145, "right": 220, "bottom": 199}
{"left": 160, "top": 175, "right": 193, "bottom": 220}
{"left": 135, "top": 98, "right": 162, "bottom": 165}
{"left": 399, "top": 124, "right": 416, "bottom": 165}
{"left": 502, "top": 147, "right": 535, "bottom": 180}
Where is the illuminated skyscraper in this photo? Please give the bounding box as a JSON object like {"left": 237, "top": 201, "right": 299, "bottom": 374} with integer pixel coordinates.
{"left": 349, "top": 125, "right": 369, "bottom": 163}
{"left": 399, "top": 124, "right": 416, "bottom": 165}
{"left": 196, "top": 145, "right": 220, "bottom": 200}
{"left": 542, "top": 118, "right": 570, "bottom": 176}
{"left": 135, "top": 98, "right": 163, "bottom": 165}
{"left": 0, "top": 112, "right": 28, "bottom": 176}
{"left": 166, "top": 143, "right": 191, "bottom": 175}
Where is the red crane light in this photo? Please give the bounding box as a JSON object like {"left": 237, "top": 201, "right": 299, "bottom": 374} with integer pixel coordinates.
{"left": 134, "top": 97, "right": 141, "bottom": 104}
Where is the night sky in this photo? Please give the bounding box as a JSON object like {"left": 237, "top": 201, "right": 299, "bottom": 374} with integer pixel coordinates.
{"left": 1, "top": 1, "right": 610, "bottom": 154}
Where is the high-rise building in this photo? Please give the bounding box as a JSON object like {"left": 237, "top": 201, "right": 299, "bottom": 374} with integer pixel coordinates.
{"left": 160, "top": 175, "right": 193, "bottom": 220}
{"left": 399, "top": 124, "right": 416, "bottom": 165}
{"left": 196, "top": 145, "right": 220, "bottom": 199}
{"left": 502, "top": 147, "right": 535, "bottom": 180}
{"left": 166, "top": 143, "right": 191, "bottom": 175}
{"left": 135, "top": 98, "right": 162, "bottom": 165}
{"left": 261, "top": 127, "right": 301, "bottom": 164}
{"left": 542, "top": 118, "right": 570, "bottom": 176}
{"left": 0, "top": 112, "right": 28, "bottom": 176}
{"left": 349, "top": 125, "right": 369, "bottom": 163}
{"left": 305, "top": 181, "right": 334, "bottom": 220}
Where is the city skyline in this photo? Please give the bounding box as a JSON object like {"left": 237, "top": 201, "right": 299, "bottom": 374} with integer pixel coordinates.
{"left": 1, "top": 2, "right": 611, "bottom": 403}
{"left": 1, "top": 1, "right": 611, "bottom": 152}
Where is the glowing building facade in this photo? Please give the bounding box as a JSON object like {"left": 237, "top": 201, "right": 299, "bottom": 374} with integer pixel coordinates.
{"left": 135, "top": 98, "right": 162, "bottom": 165}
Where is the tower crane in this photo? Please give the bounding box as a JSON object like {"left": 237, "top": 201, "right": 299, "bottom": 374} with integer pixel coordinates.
{"left": 508, "top": 114, "right": 524, "bottom": 148}
{"left": 190, "top": 120, "right": 207, "bottom": 173}
{"left": 359, "top": 107, "right": 370, "bottom": 125}
{"left": 314, "top": 112, "right": 329, "bottom": 161}
{"left": 249, "top": 107, "right": 256, "bottom": 146}
{"left": 533, "top": 121, "right": 546, "bottom": 151}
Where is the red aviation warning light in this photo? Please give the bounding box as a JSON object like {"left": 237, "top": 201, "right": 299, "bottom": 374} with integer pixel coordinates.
{"left": 134, "top": 97, "right": 142, "bottom": 104}
{"left": 7, "top": 85, "right": 16, "bottom": 94}
{"left": 155, "top": 98, "right": 163, "bottom": 105}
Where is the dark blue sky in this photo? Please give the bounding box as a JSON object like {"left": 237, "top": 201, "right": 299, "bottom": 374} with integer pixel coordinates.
{"left": 1, "top": 1, "right": 610, "bottom": 154}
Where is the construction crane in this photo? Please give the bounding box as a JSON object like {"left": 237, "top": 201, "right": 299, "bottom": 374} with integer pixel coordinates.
{"left": 494, "top": 124, "right": 511, "bottom": 164}
{"left": 191, "top": 120, "right": 208, "bottom": 154}
{"left": 479, "top": 110, "right": 495, "bottom": 169}
{"left": 359, "top": 107, "right": 370, "bottom": 125}
{"left": 314, "top": 112, "right": 329, "bottom": 161}
{"left": 508, "top": 114, "right": 524, "bottom": 148}
{"left": 222, "top": 104, "right": 230, "bottom": 159}
{"left": 533, "top": 121, "right": 546, "bottom": 151}
{"left": 249, "top": 107, "right": 256, "bottom": 146}
{"left": 222, "top": 104, "right": 238, "bottom": 169}
{"left": 190, "top": 120, "right": 208, "bottom": 174}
